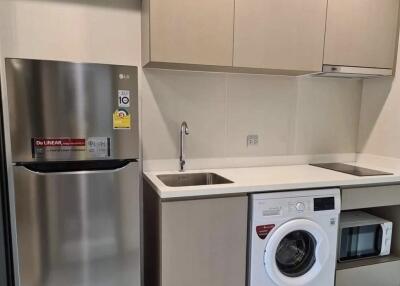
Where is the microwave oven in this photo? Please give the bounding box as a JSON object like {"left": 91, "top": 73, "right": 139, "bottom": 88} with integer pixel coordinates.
{"left": 338, "top": 211, "right": 392, "bottom": 262}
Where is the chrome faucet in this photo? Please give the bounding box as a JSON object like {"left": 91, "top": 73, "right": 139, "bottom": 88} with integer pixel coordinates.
{"left": 179, "top": 121, "right": 190, "bottom": 172}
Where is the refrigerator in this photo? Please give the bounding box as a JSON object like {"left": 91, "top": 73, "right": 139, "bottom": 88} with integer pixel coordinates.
{"left": 5, "top": 59, "right": 141, "bottom": 286}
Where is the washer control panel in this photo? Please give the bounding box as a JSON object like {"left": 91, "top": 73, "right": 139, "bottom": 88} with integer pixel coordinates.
{"left": 255, "top": 194, "right": 338, "bottom": 218}
{"left": 288, "top": 199, "right": 312, "bottom": 214}
{"left": 314, "top": 197, "right": 335, "bottom": 211}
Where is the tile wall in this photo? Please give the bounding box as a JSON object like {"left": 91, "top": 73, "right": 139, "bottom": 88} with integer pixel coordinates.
{"left": 142, "top": 69, "right": 362, "bottom": 160}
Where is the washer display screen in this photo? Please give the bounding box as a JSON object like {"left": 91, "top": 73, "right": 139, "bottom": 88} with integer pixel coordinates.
{"left": 275, "top": 230, "right": 316, "bottom": 277}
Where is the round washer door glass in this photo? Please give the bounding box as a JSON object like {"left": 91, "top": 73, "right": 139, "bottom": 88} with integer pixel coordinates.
{"left": 264, "top": 219, "right": 330, "bottom": 286}
{"left": 275, "top": 230, "right": 316, "bottom": 277}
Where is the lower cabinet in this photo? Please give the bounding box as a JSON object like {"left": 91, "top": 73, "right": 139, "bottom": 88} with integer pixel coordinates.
{"left": 336, "top": 259, "right": 400, "bottom": 286}
{"left": 143, "top": 181, "right": 248, "bottom": 286}
{"left": 341, "top": 184, "right": 400, "bottom": 210}
{"left": 337, "top": 185, "right": 400, "bottom": 286}
{"left": 161, "top": 197, "right": 248, "bottom": 286}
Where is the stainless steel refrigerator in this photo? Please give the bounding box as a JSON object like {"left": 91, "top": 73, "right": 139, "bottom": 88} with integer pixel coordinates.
{"left": 5, "top": 59, "right": 141, "bottom": 286}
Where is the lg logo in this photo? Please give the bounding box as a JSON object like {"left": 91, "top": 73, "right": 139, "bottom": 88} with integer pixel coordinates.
{"left": 119, "top": 73, "right": 130, "bottom": 80}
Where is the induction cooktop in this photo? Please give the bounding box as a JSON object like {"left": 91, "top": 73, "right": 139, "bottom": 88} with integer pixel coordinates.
{"left": 310, "top": 163, "right": 393, "bottom": 177}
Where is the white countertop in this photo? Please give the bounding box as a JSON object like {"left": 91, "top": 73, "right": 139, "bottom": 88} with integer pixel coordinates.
{"left": 144, "top": 157, "right": 400, "bottom": 199}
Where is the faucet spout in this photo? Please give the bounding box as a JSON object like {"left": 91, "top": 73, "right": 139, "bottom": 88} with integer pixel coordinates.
{"left": 179, "top": 121, "right": 190, "bottom": 172}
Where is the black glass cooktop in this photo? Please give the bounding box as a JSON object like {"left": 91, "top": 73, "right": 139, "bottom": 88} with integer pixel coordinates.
{"left": 310, "top": 163, "right": 393, "bottom": 177}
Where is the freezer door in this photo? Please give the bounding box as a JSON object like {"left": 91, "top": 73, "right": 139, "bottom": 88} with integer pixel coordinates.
{"left": 6, "top": 59, "right": 139, "bottom": 162}
{"left": 13, "top": 162, "right": 141, "bottom": 286}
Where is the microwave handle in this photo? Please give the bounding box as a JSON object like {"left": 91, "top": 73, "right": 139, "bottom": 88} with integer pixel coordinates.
{"left": 380, "top": 223, "right": 392, "bottom": 256}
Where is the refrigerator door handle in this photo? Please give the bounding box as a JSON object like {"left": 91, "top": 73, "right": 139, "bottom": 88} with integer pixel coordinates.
{"left": 16, "top": 159, "right": 137, "bottom": 174}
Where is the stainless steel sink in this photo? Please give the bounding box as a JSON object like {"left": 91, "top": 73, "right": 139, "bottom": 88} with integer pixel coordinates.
{"left": 157, "top": 173, "right": 233, "bottom": 187}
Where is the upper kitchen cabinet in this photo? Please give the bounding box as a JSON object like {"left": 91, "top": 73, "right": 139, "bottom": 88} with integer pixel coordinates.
{"left": 324, "top": 0, "right": 400, "bottom": 70}
{"left": 142, "top": 0, "right": 234, "bottom": 68}
{"left": 233, "top": 0, "right": 328, "bottom": 74}
{"left": 142, "top": 0, "right": 400, "bottom": 76}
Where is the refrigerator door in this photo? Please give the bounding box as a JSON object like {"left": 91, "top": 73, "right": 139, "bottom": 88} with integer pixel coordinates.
{"left": 6, "top": 59, "right": 139, "bottom": 162}
{"left": 13, "top": 161, "right": 141, "bottom": 286}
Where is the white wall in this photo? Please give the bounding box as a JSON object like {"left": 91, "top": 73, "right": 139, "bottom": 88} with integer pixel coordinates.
{"left": 0, "top": 0, "right": 363, "bottom": 165}
{"left": 358, "top": 28, "right": 400, "bottom": 158}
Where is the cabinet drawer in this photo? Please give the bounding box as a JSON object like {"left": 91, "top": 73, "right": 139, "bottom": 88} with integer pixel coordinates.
{"left": 336, "top": 259, "right": 400, "bottom": 286}
{"left": 342, "top": 185, "right": 400, "bottom": 210}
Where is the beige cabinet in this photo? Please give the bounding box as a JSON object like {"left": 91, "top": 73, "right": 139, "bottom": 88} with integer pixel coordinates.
{"left": 341, "top": 184, "right": 400, "bottom": 210}
{"left": 142, "top": 0, "right": 234, "bottom": 67}
{"left": 336, "top": 258, "right": 400, "bottom": 286}
{"left": 324, "top": 0, "right": 400, "bottom": 69}
{"left": 160, "top": 196, "right": 248, "bottom": 286}
{"left": 143, "top": 181, "right": 248, "bottom": 286}
{"left": 142, "top": 0, "right": 400, "bottom": 74}
{"left": 233, "top": 0, "right": 328, "bottom": 73}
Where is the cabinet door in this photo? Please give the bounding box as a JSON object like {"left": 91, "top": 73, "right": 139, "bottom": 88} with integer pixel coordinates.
{"left": 336, "top": 260, "right": 400, "bottom": 286}
{"left": 324, "top": 0, "right": 400, "bottom": 69}
{"left": 233, "top": 0, "right": 328, "bottom": 72}
{"left": 161, "top": 196, "right": 247, "bottom": 286}
{"left": 149, "top": 0, "right": 234, "bottom": 66}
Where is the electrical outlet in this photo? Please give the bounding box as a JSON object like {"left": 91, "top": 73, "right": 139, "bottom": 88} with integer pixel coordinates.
{"left": 247, "top": 135, "right": 259, "bottom": 146}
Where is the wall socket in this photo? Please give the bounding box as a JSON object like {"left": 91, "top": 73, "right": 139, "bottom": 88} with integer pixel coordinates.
{"left": 247, "top": 135, "right": 259, "bottom": 146}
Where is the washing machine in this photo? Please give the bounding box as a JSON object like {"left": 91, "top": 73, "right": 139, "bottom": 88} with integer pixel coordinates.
{"left": 248, "top": 189, "right": 340, "bottom": 286}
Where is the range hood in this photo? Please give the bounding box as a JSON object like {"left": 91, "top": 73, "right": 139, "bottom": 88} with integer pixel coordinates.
{"left": 313, "top": 65, "right": 393, "bottom": 78}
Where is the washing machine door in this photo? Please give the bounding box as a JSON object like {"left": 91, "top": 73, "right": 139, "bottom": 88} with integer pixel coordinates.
{"left": 264, "top": 219, "right": 330, "bottom": 286}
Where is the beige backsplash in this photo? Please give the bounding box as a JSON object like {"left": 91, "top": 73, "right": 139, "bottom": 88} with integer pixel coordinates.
{"left": 142, "top": 69, "right": 362, "bottom": 161}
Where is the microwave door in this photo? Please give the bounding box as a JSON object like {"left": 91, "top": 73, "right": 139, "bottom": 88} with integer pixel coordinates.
{"left": 12, "top": 161, "right": 141, "bottom": 286}
{"left": 339, "top": 224, "right": 383, "bottom": 261}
